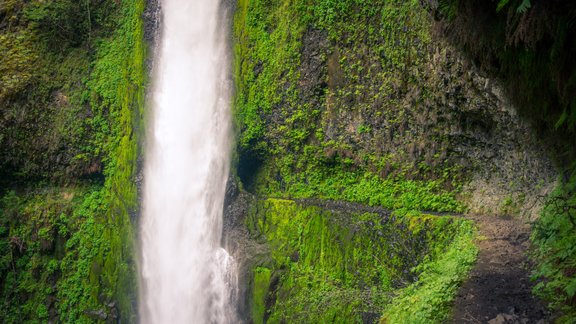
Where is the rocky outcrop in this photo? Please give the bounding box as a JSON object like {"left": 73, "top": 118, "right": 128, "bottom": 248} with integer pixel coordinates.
{"left": 301, "top": 29, "right": 555, "bottom": 218}
{"left": 234, "top": 0, "right": 556, "bottom": 217}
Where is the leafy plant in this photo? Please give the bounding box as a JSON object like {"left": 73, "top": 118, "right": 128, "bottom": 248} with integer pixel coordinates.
{"left": 531, "top": 172, "right": 576, "bottom": 321}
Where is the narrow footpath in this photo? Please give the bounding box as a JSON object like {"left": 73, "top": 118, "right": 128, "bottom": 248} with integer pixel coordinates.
{"left": 451, "top": 214, "right": 550, "bottom": 323}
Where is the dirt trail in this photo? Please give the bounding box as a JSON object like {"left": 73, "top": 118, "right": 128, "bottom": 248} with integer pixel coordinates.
{"left": 451, "top": 214, "right": 550, "bottom": 323}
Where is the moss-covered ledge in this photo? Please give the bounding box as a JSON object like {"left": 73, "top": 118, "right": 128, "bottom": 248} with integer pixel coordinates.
{"left": 243, "top": 198, "right": 477, "bottom": 323}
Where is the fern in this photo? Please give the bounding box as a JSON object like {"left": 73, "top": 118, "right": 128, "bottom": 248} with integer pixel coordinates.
{"left": 517, "top": 0, "right": 531, "bottom": 13}
{"left": 498, "top": 0, "right": 531, "bottom": 13}
{"left": 555, "top": 110, "right": 568, "bottom": 129}
{"left": 438, "top": 0, "right": 458, "bottom": 20}
{"left": 496, "top": 0, "right": 510, "bottom": 12}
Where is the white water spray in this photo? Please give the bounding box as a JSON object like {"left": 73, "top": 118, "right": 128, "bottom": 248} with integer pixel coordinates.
{"left": 140, "top": 0, "right": 237, "bottom": 322}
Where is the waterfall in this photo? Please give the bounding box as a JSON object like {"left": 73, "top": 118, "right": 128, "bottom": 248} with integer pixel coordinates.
{"left": 139, "top": 0, "right": 237, "bottom": 322}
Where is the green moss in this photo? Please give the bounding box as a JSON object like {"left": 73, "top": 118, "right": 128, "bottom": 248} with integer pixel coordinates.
{"left": 0, "top": 30, "right": 39, "bottom": 100}
{"left": 258, "top": 166, "right": 465, "bottom": 213}
{"left": 233, "top": 0, "right": 306, "bottom": 154}
{"left": 381, "top": 220, "right": 477, "bottom": 323}
{"left": 246, "top": 198, "right": 477, "bottom": 322}
{"left": 252, "top": 267, "right": 272, "bottom": 323}
{"left": 0, "top": 0, "right": 122, "bottom": 180}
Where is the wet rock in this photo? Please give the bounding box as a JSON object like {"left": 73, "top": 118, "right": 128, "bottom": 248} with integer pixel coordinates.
{"left": 143, "top": 0, "right": 161, "bottom": 44}
{"left": 84, "top": 309, "right": 107, "bottom": 321}
{"left": 488, "top": 313, "right": 519, "bottom": 324}
{"left": 222, "top": 175, "right": 259, "bottom": 322}
{"left": 223, "top": 175, "right": 249, "bottom": 230}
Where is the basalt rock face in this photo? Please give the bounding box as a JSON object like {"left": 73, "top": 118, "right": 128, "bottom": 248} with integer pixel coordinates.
{"left": 431, "top": 0, "right": 576, "bottom": 168}
{"left": 222, "top": 176, "right": 261, "bottom": 322}
{"left": 143, "top": 0, "right": 161, "bottom": 45}
{"left": 233, "top": 0, "right": 555, "bottom": 218}
{"left": 301, "top": 29, "right": 556, "bottom": 218}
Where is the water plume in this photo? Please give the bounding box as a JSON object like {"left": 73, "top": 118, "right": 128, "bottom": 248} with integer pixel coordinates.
{"left": 139, "top": 0, "right": 236, "bottom": 322}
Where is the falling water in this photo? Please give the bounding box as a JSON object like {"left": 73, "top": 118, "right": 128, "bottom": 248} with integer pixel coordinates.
{"left": 140, "top": 0, "right": 237, "bottom": 323}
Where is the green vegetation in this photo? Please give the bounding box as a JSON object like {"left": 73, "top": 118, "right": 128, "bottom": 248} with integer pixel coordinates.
{"left": 234, "top": 0, "right": 576, "bottom": 319}
{"left": 246, "top": 199, "right": 477, "bottom": 322}
{"left": 2, "top": 0, "right": 573, "bottom": 321}
{"left": 0, "top": 187, "right": 90, "bottom": 322}
{"left": 382, "top": 219, "right": 477, "bottom": 323}
{"left": 531, "top": 172, "right": 576, "bottom": 322}
{"left": 0, "top": 0, "right": 145, "bottom": 321}
{"left": 251, "top": 267, "right": 272, "bottom": 323}
{"left": 257, "top": 166, "right": 465, "bottom": 213}
{"left": 233, "top": 0, "right": 468, "bottom": 211}
{"left": 0, "top": 0, "right": 127, "bottom": 180}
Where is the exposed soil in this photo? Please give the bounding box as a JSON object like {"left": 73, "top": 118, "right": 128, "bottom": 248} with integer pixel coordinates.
{"left": 451, "top": 214, "right": 551, "bottom": 323}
